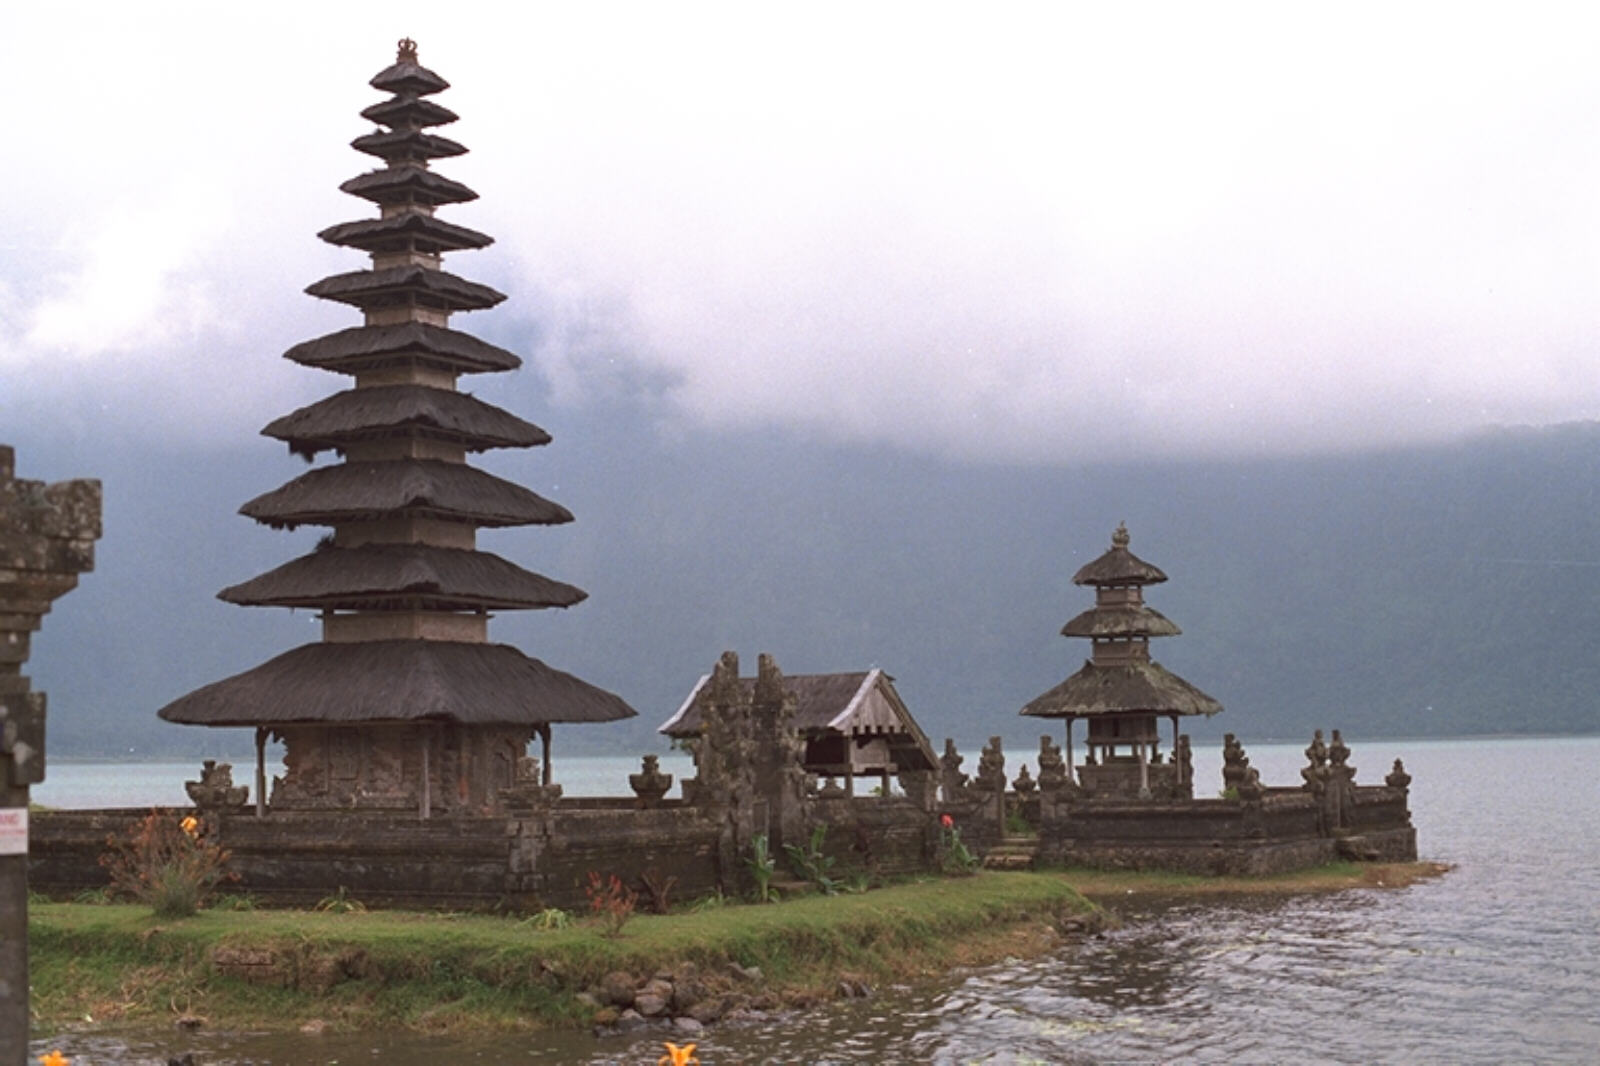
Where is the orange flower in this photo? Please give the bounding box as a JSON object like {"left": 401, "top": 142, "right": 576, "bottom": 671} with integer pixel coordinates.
{"left": 40, "top": 1051, "right": 71, "bottom": 1066}
{"left": 179, "top": 816, "right": 199, "bottom": 837}
{"left": 658, "top": 1041, "right": 699, "bottom": 1066}
{"left": 940, "top": 813, "right": 954, "bottom": 829}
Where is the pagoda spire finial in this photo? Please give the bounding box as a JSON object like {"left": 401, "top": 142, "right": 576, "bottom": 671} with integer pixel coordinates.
{"left": 1112, "top": 521, "right": 1129, "bottom": 549}
{"left": 397, "top": 37, "right": 418, "bottom": 63}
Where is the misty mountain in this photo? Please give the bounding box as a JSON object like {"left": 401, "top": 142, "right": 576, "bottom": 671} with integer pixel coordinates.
{"left": 16, "top": 413, "right": 1600, "bottom": 765}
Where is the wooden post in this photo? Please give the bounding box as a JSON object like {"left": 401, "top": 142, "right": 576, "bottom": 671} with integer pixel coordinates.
{"left": 539, "top": 724, "right": 552, "bottom": 787}
{"left": 1064, "top": 716, "right": 1075, "bottom": 786}
{"left": 254, "top": 727, "right": 267, "bottom": 818}
{"left": 881, "top": 767, "right": 891, "bottom": 798}
{"left": 419, "top": 730, "right": 431, "bottom": 820}
{"left": 1138, "top": 742, "right": 1150, "bottom": 798}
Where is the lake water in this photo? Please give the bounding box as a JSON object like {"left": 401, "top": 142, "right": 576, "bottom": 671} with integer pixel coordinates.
{"left": 28, "top": 735, "right": 1600, "bottom": 1064}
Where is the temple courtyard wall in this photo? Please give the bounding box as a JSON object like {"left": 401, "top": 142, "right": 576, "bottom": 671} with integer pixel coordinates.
{"left": 27, "top": 769, "right": 1415, "bottom": 909}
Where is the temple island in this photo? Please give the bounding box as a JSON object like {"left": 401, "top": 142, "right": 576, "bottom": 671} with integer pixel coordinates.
{"left": 24, "top": 42, "right": 1416, "bottom": 912}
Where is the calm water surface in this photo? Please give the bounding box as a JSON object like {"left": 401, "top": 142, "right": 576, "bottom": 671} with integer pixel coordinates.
{"left": 30, "top": 736, "right": 1600, "bottom": 1064}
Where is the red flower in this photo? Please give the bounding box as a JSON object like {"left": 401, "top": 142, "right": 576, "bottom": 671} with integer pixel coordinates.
{"left": 940, "top": 814, "right": 954, "bottom": 828}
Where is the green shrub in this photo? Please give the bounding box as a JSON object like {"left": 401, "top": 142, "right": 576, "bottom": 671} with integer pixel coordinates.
{"left": 99, "top": 811, "right": 233, "bottom": 919}
{"left": 747, "top": 833, "right": 778, "bottom": 903}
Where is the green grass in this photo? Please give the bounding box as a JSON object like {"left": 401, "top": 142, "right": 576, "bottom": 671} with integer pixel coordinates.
{"left": 28, "top": 872, "right": 1090, "bottom": 1033}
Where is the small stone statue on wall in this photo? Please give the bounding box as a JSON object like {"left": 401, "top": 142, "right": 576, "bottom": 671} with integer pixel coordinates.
{"left": 1385, "top": 758, "right": 1412, "bottom": 791}
{"left": 940, "top": 738, "right": 969, "bottom": 804}
{"left": 185, "top": 760, "right": 248, "bottom": 811}
{"left": 1221, "top": 733, "right": 1251, "bottom": 794}
{"left": 1036, "top": 735, "right": 1067, "bottom": 792}
{"left": 973, "top": 736, "right": 1006, "bottom": 793}
{"left": 629, "top": 754, "right": 673, "bottom": 807}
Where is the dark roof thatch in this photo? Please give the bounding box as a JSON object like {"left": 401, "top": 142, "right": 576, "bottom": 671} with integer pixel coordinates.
{"left": 318, "top": 214, "right": 492, "bottom": 256}
{"left": 1072, "top": 523, "right": 1168, "bottom": 586}
{"left": 158, "top": 640, "right": 635, "bottom": 727}
{"left": 340, "top": 166, "right": 477, "bottom": 208}
{"left": 360, "top": 95, "right": 457, "bottom": 130}
{"left": 240, "top": 459, "right": 572, "bottom": 529}
{"left": 263, "top": 386, "right": 549, "bottom": 457}
{"left": 1061, "top": 605, "right": 1182, "bottom": 639}
{"left": 352, "top": 128, "right": 467, "bottom": 165}
{"left": 370, "top": 53, "right": 449, "bottom": 97}
{"left": 306, "top": 266, "right": 505, "bottom": 314}
{"left": 1021, "top": 660, "right": 1223, "bottom": 719}
{"left": 284, "top": 323, "right": 519, "bottom": 375}
{"left": 219, "top": 544, "right": 586, "bottom": 611}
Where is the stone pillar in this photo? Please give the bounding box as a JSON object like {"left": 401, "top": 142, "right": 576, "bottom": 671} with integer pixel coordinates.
{"left": 0, "top": 445, "right": 101, "bottom": 1066}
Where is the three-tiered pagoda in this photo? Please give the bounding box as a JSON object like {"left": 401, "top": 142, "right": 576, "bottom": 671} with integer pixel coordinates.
{"left": 159, "top": 40, "right": 635, "bottom": 816}
{"left": 1021, "top": 523, "right": 1221, "bottom": 798}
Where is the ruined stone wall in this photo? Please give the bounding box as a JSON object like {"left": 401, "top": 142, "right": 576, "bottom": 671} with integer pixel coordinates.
{"left": 512, "top": 805, "right": 723, "bottom": 909}
{"left": 809, "top": 796, "right": 935, "bottom": 878}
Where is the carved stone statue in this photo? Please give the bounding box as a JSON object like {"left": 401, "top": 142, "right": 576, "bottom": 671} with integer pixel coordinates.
{"left": 1221, "top": 733, "right": 1251, "bottom": 793}
{"left": 971, "top": 736, "right": 1006, "bottom": 793}
{"left": 1385, "top": 758, "right": 1412, "bottom": 791}
{"left": 1036, "top": 735, "right": 1067, "bottom": 792}
{"left": 1301, "top": 729, "right": 1329, "bottom": 795}
{"left": 1328, "top": 729, "right": 1353, "bottom": 776}
{"left": 1235, "top": 765, "right": 1265, "bottom": 804}
{"left": 629, "top": 754, "right": 673, "bottom": 807}
{"left": 939, "top": 738, "right": 969, "bottom": 803}
{"left": 185, "top": 760, "right": 248, "bottom": 811}
{"left": 1012, "top": 764, "right": 1036, "bottom": 795}
{"left": 1172, "top": 734, "right": 1193, "bottom": 798}
{"left": 500, "top": 756, "right": 563, "bottom": 810}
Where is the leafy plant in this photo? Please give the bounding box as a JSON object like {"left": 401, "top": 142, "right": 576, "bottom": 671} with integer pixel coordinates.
{"left": 585, "top": 871, "right": 637, "bottom": 937}
{"left": 522, "top": 907, "right": 572, "bottom": 930}
{"left": 212, "top": 892, "right": 257, "bottom": 912}
{"left": 783, "top": 825, "right": 838, "bottom": 895}
{"left": 638, "top": 868, "right": 678, "bottom": 915}
{"left": 315, "top": 886, "right": 367, "bottom": 913}
{"left": 938, "top": 815, "right": 980, "bottom": 876}
{"left": 1005, "top": 806, "right": 1036, "bottom": 837}
{"left": 100, "top": 811, "right": 233, "bottom": 919}
{"left": 841, "top": 870, "right": 874, "bottom": 894}
{"left": 746, "top": 833, "right": 779, "bottom": 903}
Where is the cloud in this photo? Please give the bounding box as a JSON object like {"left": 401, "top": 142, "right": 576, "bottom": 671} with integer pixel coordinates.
{"left": 5, "top": 4, "right": 1600, "bottom": 463}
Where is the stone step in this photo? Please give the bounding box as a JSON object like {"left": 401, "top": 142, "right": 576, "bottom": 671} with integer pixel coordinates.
{"left": 982, "top": 850, "right": 1037, "bottom": 870}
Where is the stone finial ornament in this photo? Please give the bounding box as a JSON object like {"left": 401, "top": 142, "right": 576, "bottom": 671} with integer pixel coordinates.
{"left": 1385, "top": 758, "right": 1412, "bottom": 791}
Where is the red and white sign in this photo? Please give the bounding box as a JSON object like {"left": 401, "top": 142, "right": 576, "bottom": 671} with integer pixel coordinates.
{"left": 0, "top": 808, "right": 26, "bottom": 855}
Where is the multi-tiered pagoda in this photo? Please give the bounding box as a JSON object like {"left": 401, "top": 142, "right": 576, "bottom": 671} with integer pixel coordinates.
{"left": 159, "top": 40, "right": 635, "bottom": 816}
{"left": 1021, "top": 524, "right": 1220, "bottom": 798}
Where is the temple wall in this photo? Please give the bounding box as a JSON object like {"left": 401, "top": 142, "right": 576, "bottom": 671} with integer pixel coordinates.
{"left": 809, "top": 795, "right": 936, "bottom": 877}
{"left": 271, "top": 723, "right": 525, "bottom": 815}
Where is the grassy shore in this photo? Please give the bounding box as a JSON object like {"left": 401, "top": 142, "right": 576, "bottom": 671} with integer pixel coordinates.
{"left": 29, "top": 861, "right": 1447, "bottom": 1035}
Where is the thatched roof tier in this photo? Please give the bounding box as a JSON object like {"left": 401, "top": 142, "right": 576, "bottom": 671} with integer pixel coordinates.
{"left": 340, "top": 166, "right": 477, "bottom": 208}
{"left": 263, "top": 386, "right": 549, "bottom": 457}
{"left": 1061, "top": 605, "right": 1182, "bottom": 639}
{"left": 360, "top": 95, "right": 458, "bottom": 130}
{"left": 369, "top": 43, "right": 449, "bottom": 97}
{"left": 219, "top": 543, "right": 586, "bottom": 610}
{"left": 318, "top": 214, "right": 492, "bottom": 256}
{"left": 306, "top": 266, "right": 505, "bottom": 313}
{"left": 284, "top": 322, "right": 520, "bottom": 376}
{"left": 1072, "top": 523, "right": 1168, "bottom": 586}
{"left": 352, "top": 128, "right": 467, "bottom": 165}
{"left": 157, "top": 640, "right": 636, "bottom": 727}
{"left": 240, "top": 459, "right": 572, "bottom": 529}
{"left": 1021, "top": 660, "right": 1223, "bottom": 719}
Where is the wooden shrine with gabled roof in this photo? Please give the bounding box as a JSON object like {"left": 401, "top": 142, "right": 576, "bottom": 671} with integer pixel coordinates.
{"left": 660, "top": 666, "right": 937, "bottom": 795}
{"left": 1022, "top": 523, "right": 1221, "bottom": 799}
{"left": 158, "top": 39, "right": 635, "bottom": 817}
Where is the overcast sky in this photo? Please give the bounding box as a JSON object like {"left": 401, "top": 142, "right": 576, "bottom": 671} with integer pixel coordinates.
{"left": 4, "top": 2, "right": 1599, "bottom": 465}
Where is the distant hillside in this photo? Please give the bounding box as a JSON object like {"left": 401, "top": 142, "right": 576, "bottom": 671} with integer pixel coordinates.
{"left": 18, "top": 416, "right": 1600, "bottom": 763}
